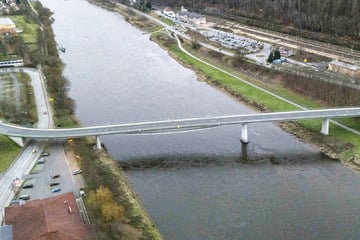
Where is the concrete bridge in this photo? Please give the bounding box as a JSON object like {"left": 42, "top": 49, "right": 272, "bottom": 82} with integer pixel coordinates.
{"left": 1, "top": 107, "right": 359, "bottom": 149}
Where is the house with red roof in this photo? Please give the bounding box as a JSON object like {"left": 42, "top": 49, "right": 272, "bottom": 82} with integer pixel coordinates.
{"left": 3, "top": 192, "right": 93, "bottom": 240}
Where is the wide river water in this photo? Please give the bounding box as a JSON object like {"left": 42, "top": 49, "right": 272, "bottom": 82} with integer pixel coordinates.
{"left": 39, "top": 0, "right": 360, "bottom": 239}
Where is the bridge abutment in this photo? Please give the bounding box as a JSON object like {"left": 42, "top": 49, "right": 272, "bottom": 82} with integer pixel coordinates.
{"left": 96, "top": 136, "right": 102, "bottom": 149}
{"left": 321, "top": 118, "right": 329, "bottom": 135}
{"left": 240, "top": 124, "right": 249, "bottom": 144}
{"left": 9, "top": 137, "right": 24, "bottom": 147}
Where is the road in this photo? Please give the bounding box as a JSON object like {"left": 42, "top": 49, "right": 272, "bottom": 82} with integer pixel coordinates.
{"left": 0, "top": 67, "right": 49, "bottom": 224}
{"left": 154, "top": 8, "right": 360, "bottom": 89}
{"left": 0, "top": 67, "right": 72, "bottom": 224}
{"left": 0, "top": 66, "right": 84, "bottom": 224}
{"left": 0, "top": 108, "right": 359, "bottom": 138}
{"left": 1, "top": 5, "right": 359, "bottom": 224}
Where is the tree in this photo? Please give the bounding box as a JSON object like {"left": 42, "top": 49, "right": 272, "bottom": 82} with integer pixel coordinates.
{"left": 236, "top": 49, "right": 246, "bottom": 60}
{"left": 274, "top": 49, "right": 281, "bottom": 59}
{"left": 191, "top": 39, "right": 201, "bottom": 50}
{"left": 86, "top": 186, "right": 125, "bottom": 223}
{"left": 267, "top": 52, "right": 274, "bottom": 63}
{"left": 146, "top": 1, "right": 152, "bottom": 10}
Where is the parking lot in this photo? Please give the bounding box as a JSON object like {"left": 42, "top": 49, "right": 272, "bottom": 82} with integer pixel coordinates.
{"left": 13, "top": 140, "right": 84, "bottom": 203}
{"left": 199, "top": 29, "right": 264, "bottom": 52}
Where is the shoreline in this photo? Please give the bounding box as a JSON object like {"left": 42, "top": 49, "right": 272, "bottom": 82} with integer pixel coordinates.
{"left": 64, "top": 0, "right": 359, "bottom": 237}
{"left": 94, "top": 147, "right": 163, "bottom": 239}
{"left": 67, "top": 136, "right": 163, "bottom": 239}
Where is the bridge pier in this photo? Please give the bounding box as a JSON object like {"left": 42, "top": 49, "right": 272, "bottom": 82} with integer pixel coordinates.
{"left": 321, "top": 118, "right": 330, "bottom": 135}
{"left": 96, "top": 136, "right": 102, "bottom": 149}
{"left": 240, "top": 124, "right": 249, "bottom": 144}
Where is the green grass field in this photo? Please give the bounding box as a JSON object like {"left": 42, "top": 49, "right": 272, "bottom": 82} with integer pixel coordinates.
{"left": 169, "top": 42, "right": 360, "bottom": 160}
{"left": 0, "top": 72, "right": 36, "bottom": 173}
{"left": 11, "top": 16, "right": 39, "bottom": 44}
{"left": 0, "top": 135, "right": 21, "bottom": 172}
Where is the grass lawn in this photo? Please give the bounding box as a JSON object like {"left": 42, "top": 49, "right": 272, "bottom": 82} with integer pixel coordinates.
{"left": 11, "top": 16, "right": 39, "bottom": 44}
{"left": 149, "top": 12, "right": 176, "bottom": 26}
{"left": 0, "top": 71, "right": 37, "bottom": 173}
{"left": 0, "top": 135, "right": 21, "bottom": 173}
{"left": 167, "top": 40, "right": 360, "bottom": 160}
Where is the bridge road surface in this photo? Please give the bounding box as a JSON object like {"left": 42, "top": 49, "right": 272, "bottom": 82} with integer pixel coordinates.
{"left": 0, "top": 108, "right": 359, "bottom": 139}
{"left": 0, "top": 68, "right": 51, "bottom": 224}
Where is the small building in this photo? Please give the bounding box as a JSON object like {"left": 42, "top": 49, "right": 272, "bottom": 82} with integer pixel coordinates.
{"left": 176, "top": 11, "right": 206, "bottom": 25}
{"left": 5, "top": 0, "right": 16, "bottom": 7}
{"left": 180, "top": 6, "right": 188, "bottom": 12}
{"left": 0, "top": 17, "right": 16, "bottom": 36}
{"left": 163, "top": 7, "right": 175, "bottom": 18}
{"left": 328, "top": 60, "right": 360, "bottom": 78}
{"left": 128, "top": 0, "right": 136, "bottom": 6}
{"left": 4, "top": 192, "right": 92, "bottom": 240}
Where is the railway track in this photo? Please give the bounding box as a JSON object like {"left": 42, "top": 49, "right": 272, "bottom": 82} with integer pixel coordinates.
{"left": 224, "top": 22, "right": 360, "bottom": 64}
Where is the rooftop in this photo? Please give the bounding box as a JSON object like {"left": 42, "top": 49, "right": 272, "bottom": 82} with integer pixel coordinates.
{"left": 4, "top": 192, "right": 92, "bottom": 240}
{"left": 0, "top": 17, "right": 15, "bottom": 27}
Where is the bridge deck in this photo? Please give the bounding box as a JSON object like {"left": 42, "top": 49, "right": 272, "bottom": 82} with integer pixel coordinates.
{"left": 0, "top": 108, "right": 359, "bottom": 139}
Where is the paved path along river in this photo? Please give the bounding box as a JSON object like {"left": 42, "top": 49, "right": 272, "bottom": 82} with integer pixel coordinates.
{"left": 39, "top": 0, "right": 360, "bottom": 239}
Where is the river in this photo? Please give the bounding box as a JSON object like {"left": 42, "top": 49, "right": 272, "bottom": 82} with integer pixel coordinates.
{"left": 39, "top": 0, "right": 360, "bottom": 239}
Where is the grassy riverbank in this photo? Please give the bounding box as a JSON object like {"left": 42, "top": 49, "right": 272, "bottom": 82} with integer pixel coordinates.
{"left": 170, "top": 39, "right": 360, "bottom": 149}
{"left": 1, "top": 1, "right": 163, "bottom": 238}
{"left": 100, "top": 2, "right": 360, "bottom": 167}
{"left": 34, "top": 1, "right": 162, "bottom": 238}
{"left": 68, "top": 138, "right": 163, "bottom": 239}
{"left": 156, "top": 33, "right": 360, "bottom": 165}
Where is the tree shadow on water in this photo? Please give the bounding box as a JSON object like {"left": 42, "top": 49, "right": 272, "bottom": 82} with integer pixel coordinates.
{"left": 119, "top": 144, "right": 333, "bottom": 170}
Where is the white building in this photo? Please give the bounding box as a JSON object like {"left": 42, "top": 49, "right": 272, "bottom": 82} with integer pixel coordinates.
{"left": 163, "top": 7, "right": 175, "bottom": 18}
{"left": 0, "top": 17, "right": 16, "bottom": 36}
{"left": 176, "top": 11, "right": 206, "bottom": 25}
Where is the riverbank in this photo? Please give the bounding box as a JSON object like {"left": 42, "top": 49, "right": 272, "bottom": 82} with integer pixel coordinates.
{"left": 29, "top": 1, "right": 163, "bottom": 238}
{"left": 34, "top": 0, "right": 360, "bottom": 238}
{"left": 164, "top": 36, "right": 360, "bottom": 166}
{"left": 89, "top": 1, "right": 360, "bottom": 168}
{"left": 67, "top": 137, "right": 163, "bottom": 239}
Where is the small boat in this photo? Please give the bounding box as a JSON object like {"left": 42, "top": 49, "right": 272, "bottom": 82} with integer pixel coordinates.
{"left": 60, "top": 46, "right": 66, "bottom": 53}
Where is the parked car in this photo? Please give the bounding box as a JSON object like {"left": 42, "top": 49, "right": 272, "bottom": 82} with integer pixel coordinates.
{"left": 37, "top": 158, "right": 45, "bottom": 164}
{"left": 80, "top": 189, "right": 86, "bottom": 197}
{"left": 22, "top": 183, "right": 34, "bottom": 189}
{"left": 51, "top": 187, "right": 61, "bottom": 193}
{"left": 49, "top": 182, "right": 59, "bottom": 186}
{"left": 72, "top": 169, "right": 82, "bottom": 175}
{"left": 52, "top": 174, "right": 60, "bottom": 179}
{"left": 19, "top": 194, "right": 30, "bottom": 200}
{"left": 10, "top": 200, "right": 22, "bottom": 206}
{"left": 41, "top": 152, "right": 50, "bottom": 157}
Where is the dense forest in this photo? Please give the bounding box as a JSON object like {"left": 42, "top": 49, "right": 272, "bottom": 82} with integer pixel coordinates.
{"left": 148, "top": 0, "right": 360, "bottom": 48}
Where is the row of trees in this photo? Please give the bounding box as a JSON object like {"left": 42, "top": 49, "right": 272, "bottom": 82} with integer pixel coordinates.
{"left": 0, "top": 0, "right": 74, "bottom": 126}
{"left": 150, "top": 0, "right": 360, "bottom": 48}
{"left": 33, "top": 2, "right": 76, "bottom": 127}
{"left": 221, "top": 0, "right": 360, "bottom": 37}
